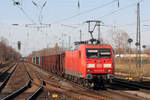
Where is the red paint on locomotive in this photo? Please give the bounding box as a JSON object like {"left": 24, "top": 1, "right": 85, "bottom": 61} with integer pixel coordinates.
{"left": 65, "top": 44, "right": 114, "bottom": 80}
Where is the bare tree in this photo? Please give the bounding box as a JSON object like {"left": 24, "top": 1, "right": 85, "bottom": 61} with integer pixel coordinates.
{"left": 0, "top": 37, "right": 21, "bottom": 63}
{"left": 108, "top": 29, "right": 129, "bottom": 55}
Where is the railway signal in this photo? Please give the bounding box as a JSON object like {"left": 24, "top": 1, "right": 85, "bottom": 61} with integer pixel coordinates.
{"left": 18, "top": 41, "right": 21, "bottom": 50}
{"left": 141, "top": 45, "right": 146, "bottom": 81}
{"left": 142, "top": 45, "right": 146, "bottom": 49}
{"left": 128, "top": 38, "right": 133, "bottom": 43}
{"left": 127, "top": 38, "right": 133, "bottom": 80}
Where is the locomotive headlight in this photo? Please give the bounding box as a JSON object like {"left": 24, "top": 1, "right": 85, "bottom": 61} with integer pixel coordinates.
{"left": 87, "top": 69, "right": 93, "bottom": 72}
{"left": 106, "top": 69, "right": 111, "bottom": 72}
{"left": 87, "top": 64, "right": 95, "bottom": 68}
{"left": 104, "top": 64, "right": 111, "bottom": 68}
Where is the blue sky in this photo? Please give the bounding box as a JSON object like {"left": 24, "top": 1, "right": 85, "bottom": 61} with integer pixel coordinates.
{"left": 0, "top": 0, "right": 150, "bottom": 56}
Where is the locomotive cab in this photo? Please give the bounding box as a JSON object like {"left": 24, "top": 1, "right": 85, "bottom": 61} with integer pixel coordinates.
{"left": 83, "top": 44, "right": 114, "bottom": 83}
{"left": 65, "top": 43, "right": 114, "bottom": 87}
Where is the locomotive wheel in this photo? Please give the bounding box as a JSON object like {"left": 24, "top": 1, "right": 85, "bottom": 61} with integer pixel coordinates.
{"left": 74, "top": 77, "right": 78, "bottom": 83}
{"left": 79, "top": 78, "right": 83, "bottom": 85}
{"left": 83, "top": 80, "right": 86, "bottom": 87}
{"left": 94, "top": 81, "right": 106, "bottom": 90}
{"left": 67, "top": 75, "right": 70, "bottom": 80}
{"left": 64, "top": 74, "right": 67, "bottom": 79}
{"left": 65, "top": 74, "right": 69, "bottom": 80}
{"left": 71, "top": 76, "right": 74, "bottom": 82}
{"left": 77, "top": 78, "right": 81, "bottom": 85}
{"left": 83, "top": 80, "right": 89, "bottom": 87}
{"left": 107, "top": 79, "right": 113, "bottom": 84}
{"left": 69, "top": 75, "right": 72, "bottom": 80}
{"left": 70, "top": 75, "right": 73, "bottom": 82}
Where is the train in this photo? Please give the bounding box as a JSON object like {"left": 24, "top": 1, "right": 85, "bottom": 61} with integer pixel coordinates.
{"left": 27, "top": 42, "right": 114, "bottom": 87}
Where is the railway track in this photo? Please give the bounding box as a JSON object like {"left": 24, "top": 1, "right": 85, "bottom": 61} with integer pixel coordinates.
{"left": 28, "top": 62, "right": 150, "bottom": 100}
{"left": 62, "top": 76, "right": 146, "bottom": 100}
{"left": 113, "top": 78, "right": 150, "bottom": 90}
{"left": 26, "top": 62, "right": 110, "bottom": 100}
{"left": 109, "top": 77, "right": 150, "bottom": 99}
{"left": 0, "top": 66, "right": 10, "bottom": 74}
{"left": 115, "top": 72, "right": 150, "bottom": 81}
{"left": 0, "top": 62, "right": 45, "bottom": 100}
{"left": 0, "top": 63, "right": 17, "bottom": 92}
{"left": 0, "top": 62, "right": 12, "bottom": 69}
{"left": 26, "top": 63, "right": 87, "bottom": 100}
{"left": 28, "top": 81, "right": 44, "bottom": 100}
{"left": 0, "top": 62, "right": 15, "bottom": 77}
{"left": 4, "top": 62, "right": 148, "bottom": 100}
{"left": 23, "top": 62, "right": 46, "bottom": 100}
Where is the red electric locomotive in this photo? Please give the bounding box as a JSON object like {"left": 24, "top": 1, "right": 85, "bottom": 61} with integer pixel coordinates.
{"left": 65, "top": 42, "right": 114, "bottom": 87}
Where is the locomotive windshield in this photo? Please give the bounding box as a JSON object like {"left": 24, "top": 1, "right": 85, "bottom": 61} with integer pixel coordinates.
{"left": 86, "top": 49, "right": 111, "bottom": 59}
{"left": 99, "top": 49, "right": 111, "bottom": 58}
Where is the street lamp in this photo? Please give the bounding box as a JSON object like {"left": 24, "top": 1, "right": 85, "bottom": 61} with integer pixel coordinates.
{"left": 127, "top": 38, "right": 133, "bottom": 80}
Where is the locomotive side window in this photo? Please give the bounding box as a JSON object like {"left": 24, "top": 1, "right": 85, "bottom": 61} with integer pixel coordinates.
{"left": 99, "top": 49, "right": 111, "bottom": 58}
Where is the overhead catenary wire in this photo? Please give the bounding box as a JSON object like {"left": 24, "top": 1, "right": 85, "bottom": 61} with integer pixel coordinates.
{"left": 99, "top": 0, "right": 144, "bottom": 20}
{"left": 55, "top": 0, "right": 144, "bottom": 31}
{"left": 51, "top": 0, "right": 144, "bottom": 25}
{"left": 100, "top": 3, "right": 135, "bottom": 19}
{"left": 32, "top": 0, "right": 47, "bottom": 24}
{"left": 74, "top": 0, "right": 145, "bottom": 30}
{"left": 99, "top": 19, "right": 150, "bottom": 29}
{"left": 11, "top": 0, "right": 35, "bottom": 24}
{"left": 12, "top": 0, "right": 50, "bottom": 31}
{"left": 40, "top": 1, "right": 47, "bottom": 23}
{"left": 51, "top": 0, "right": 118, "bottom": 24}
{"left": 18, "top": 7, "right": 35, "bottom": 24}
{"left": 59, "top": 0, "right": 146, "bottom": 44}
{"left": 114, "top": 18, "right": 150, "bottom": 27}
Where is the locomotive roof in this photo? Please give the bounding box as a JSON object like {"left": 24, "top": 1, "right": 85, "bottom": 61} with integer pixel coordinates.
{"left": 80, "top": 44, "right": 112, "bottom": 47}
{"left": 73, "top": 44, "right": 112, "bottom": 50}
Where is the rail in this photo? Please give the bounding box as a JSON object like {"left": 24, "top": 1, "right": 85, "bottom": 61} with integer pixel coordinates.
{"left": 0, "top": 63, "right": 15, "bottom": 77}
{"left": 25, "top": 63, "right": 45, "bottom": 100}
{"left": 29, "top": 64, "right": 110, "bottom": 100}
{"left": 113, "top": 78, "right": 150, "bottom": 90}
{"left": 1, "top": 63, "right": 32, "bottom": 100}
{"left": 0, "top": 63, "right": 18, "bottom": 92}
{"left": 27, "top": 81, "right": 44, "bottom": 100}
{"left": 2, "top": 80, "right": 31, "bottom": 100}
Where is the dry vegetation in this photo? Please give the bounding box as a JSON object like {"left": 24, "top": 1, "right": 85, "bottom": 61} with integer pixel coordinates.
{"left": 115, "top": 58, "right": 150, "bottom": 77}
{"left": 0, "top": 37, "right": 21, "bottom": 64}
